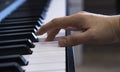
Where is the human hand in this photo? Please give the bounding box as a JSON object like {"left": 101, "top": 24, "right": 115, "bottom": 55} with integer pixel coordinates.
{"left": 36, "top": 11, "right": 120, "bottom": 47}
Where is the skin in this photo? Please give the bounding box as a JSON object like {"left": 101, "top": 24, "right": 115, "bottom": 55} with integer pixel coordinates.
{"left": 36, "top": 11, "right": 120, "bottom": 47}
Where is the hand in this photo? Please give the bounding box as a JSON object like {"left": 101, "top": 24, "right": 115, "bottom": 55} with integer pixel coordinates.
{"left": 36, "top": 11, "right": 120, "bottom": 47}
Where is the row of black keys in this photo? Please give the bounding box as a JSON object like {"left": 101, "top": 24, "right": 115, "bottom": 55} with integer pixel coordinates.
{"left": 0, "top": 0, "right": 51, "bottom": 72}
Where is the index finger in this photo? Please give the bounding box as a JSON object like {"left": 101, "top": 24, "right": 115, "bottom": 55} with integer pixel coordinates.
{"left": 36, "top": 16, "right": 79, "bottom": 35}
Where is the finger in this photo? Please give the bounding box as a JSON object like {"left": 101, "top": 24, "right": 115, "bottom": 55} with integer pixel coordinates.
{"left": 36, "top": 16, "right": 70, "bottom": 35}
{"left": 58, "top": 30, "right": 94, "bottom": 47}
{"left": 36, "top": 15, "right": 84, "bottom": 35}
{"left": 45, "top": 28, "right": 60, "bottom": 41}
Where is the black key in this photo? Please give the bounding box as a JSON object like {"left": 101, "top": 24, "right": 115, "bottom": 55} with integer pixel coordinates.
{"left": 15, "top": 7, "right": 44, "bottom": 12}
{"left": 38, "top": 20, "right": 43, "bottom": 26}
{"left": 13, "top": 0, "right": 49, "bottom": 12}
{"left": 4, "top": 17, "right": 38, "bottom": 22}
{"left": 0, "top": 0, "right": 26, "bottom": 22}
{"left": 7, "top": 11, "right": 42, "bottom": 19}
{"left": 18, "top": 0, "right": 47, "bottom": 8}
{"left": 0, "top": 55, "right": 28, "bottom": 66}
{"left": 0, "top": 28, "right": 36, "bottom": 34}
{"left": 0, "top": 24, "right": 39, "bottom": 31}
{"left": 0, "top": 62, "right": 24, "bottom": 72}
{"left": 39, "top": 17, "right": 44, "bottom": 23}
{"left": 0, "top": 39, "right": 35, "bottom": 48}
{"left": 6, "top": 0, "right": 50, "bottom": 19}
{"left": 1, "top": 20, "right": 40, "bottom": 27}
{"left": 0, "top": 44, "right": 32, "bottom": 55}
{"left": 5, "top": 16, "right": 39, "bottom": 21}
{"left": 0, "top": 32, "right": 38, "bottom": 42}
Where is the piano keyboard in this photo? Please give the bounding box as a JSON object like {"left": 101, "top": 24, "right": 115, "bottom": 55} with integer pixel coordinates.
{"left": 0, "top": 0, "right": 26, "bottom": 22}
{"left": 0, "top": 0, "right": 70, "bottom": 72}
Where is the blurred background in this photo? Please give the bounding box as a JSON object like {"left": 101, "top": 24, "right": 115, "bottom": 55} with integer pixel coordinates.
{"left": 68, "top": 0, "right": 120, "bottom": 72}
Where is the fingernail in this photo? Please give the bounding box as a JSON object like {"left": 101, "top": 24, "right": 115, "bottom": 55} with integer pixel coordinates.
{"left": 59, "top": 38, "right": 67, "bottom": 47}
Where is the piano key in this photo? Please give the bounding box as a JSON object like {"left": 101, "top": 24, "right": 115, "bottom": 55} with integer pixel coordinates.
{"left": 7, "top": 11, "right": 43, "bottom": 19}
{"left": 0, "top": 55, "right": 28, "bottom": 66}
{"left": 1, "top": 20, "right": 41, "bottom": 27}
{"left": 0, "top": 0, "right": 67, "bottom": 72}
{"left": 22, "top": 0, "right": 67, "bottom": 71}
{"left": 17, "top": 1, "right": 44, "bottom": 7}
{"left": 23, "top": 63, "right": 65, "bottom": 72}
{"left": 0, "top": 25, "right": 38, "bottom": 31}
{"left": 15, "top": 7, "right": 44, "bottom": 12}
{"left": 10, "top": 7, "right": 47, "bottom": 19}
{"left": 38, "top": 20, "right": 44, "bottom": 26}
{"left": 0, "top": 0, "right": 26, "bottom": 22}
{"left": 14, "top": 4, "right": 45, "bottom": 11}
{"left": 3, "top": 17, "right": 38, "bottom": 22}
{"left": 0, "top": 28, "right": 36, "bottom": 34}
{"left": 6, "top": 16, "right": 39, "bottom": 21}
{"left": 0, "top": 32, "right": 38, "bottom": 42}
{"left": 6, "top": 9, "right": 41, "bottom": 19}
{"left": 39, "top": 17, "right": 44, "bottom": 22}
{"left": 0, "top": 44, "right": 32, "bottom": 55}
{"left": 17, "top": 0, "right": 50, "bottom": 9}
{"left": 0, "top": 62, "right": 24, "bottom": 72}
{"left": 0, "top": 39, "right": 35, "bottom": 48}
{"left": 2, "top": 18, "right": 43, "bottom": 28}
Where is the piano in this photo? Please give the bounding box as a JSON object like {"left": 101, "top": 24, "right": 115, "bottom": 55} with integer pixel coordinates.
{"left": 0, "top": 0, "right": 75, "bottom": 72}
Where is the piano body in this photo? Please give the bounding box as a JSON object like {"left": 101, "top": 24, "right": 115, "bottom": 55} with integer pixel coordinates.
{"left": 0, "top": 0, "right": 75, "bottom": 72}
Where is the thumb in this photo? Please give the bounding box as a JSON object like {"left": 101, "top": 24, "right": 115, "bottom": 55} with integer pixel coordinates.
{"left": 58, "top": 30, "right": 93, "bottom": 47}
